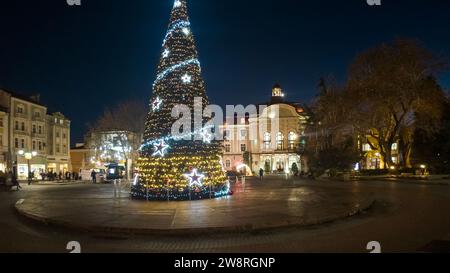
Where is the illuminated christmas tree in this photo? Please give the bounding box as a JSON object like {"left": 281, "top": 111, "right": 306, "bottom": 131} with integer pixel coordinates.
{"left": 132, "top": 0, "right": 230, "bottom": 200}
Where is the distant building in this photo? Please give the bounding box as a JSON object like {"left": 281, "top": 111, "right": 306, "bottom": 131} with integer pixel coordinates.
{"left": 0, "top": 89, "right": 71, "bottom": 179}
{"left": 221, "top": 84, "right": 309, "bottom": 174}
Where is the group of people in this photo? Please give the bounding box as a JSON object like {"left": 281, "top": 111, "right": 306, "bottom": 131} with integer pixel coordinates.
{"left": 38, "top": 171, "right": 81, "bottom": 182}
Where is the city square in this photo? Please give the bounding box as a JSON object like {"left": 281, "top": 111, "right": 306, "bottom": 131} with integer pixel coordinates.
{"left": 2, "top": 176, "right": 450, "bottom": 252}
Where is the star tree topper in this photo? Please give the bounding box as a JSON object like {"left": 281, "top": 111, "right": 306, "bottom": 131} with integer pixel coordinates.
{"left": 185, "top": 168, "right": 205, "bottom": 187}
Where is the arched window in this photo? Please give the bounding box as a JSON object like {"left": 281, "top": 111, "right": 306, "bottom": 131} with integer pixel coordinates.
{"left": 288, "top": 132, "right": 297, "bottom": 150}
{"left": 276, "top": 132, "right": 284, "bottom": 150}
{"left": 263, "top": 132, "right": 271, "bottom": 150}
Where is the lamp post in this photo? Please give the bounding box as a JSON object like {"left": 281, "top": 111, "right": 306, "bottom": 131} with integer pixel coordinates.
{"left": 18, "top": 150, "right": 37, "bottom": 185}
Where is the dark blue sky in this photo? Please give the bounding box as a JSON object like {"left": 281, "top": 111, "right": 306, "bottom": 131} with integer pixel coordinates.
{"left": 1, "top": 0, "right": 449, "bottom": 143}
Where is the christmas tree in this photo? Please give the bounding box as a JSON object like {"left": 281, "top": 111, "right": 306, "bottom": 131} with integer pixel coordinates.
{"left": 132, "top": 0, "right": 230, "bottom": 201}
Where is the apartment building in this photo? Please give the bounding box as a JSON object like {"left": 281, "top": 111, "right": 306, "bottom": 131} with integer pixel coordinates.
{"left": 0, "top": 89, "right": 71, "bottom": 179}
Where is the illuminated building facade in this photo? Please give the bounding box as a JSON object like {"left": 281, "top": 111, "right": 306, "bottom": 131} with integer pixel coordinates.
{"left": 221, "top": 84, "right": 309, "bottom": 175}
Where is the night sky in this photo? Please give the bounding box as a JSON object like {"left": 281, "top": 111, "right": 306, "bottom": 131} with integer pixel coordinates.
{"left": 1, "top": 0, "right": 449, "bottom": 144}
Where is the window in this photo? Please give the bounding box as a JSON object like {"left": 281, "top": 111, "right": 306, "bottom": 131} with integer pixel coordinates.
{"left": 15, "top": 121, "right": 19, "bottom": 130}
{"left": 38, "top": 126, "right": 42, "bottom": 134}
{"left": 0, "top": 136, "right": 2, "bottom": 147}
{"left": 63, "top": 144, "right": 67, "bottom": 154}
{"left": 288, "top": 132, "right": 297, "bottom": 150}
{"left": 363, "top": 144, "right": 371, "bottom": 152}
{"left": 17, "top": 106, "right": 24, "bottom": 114}
{"left": 34, "top": 111, "right": 40, "bottom": 118}
{"left": 392, "top": 143, "right": 398, "bottom": 151}
{"left": 32, "top": 125, "right": 36, "bottom": 134}
{"left": 32, "top": 141, "right": 36, "bottom": 150}
{"left": 21, "top": 139, "right": 25, "bottom": 149}
{"left": 225, "top": 144, "right": 231, "bottom": 153}
{"left": 15, "top": 138, "right": 19, "bottom": 148}
{"left": 264, "top": 132, "right": 271, "bottom": 150}
{"left": 276, "top": 132, "right": 284, "bottom": 150}
{"left": 63, "top": 133, "right": 66, "bottom": 139}
{"left": 225, "top": 160, "right": 231, "bottom": 168}
{"left": 241, "top": 144, "right": 246, "bottom": 152}
{"left": 240, "top": 129, "right": 247, "bottom": 139}
{"left": 60, "top": 120, "right": 64, "bottom": 125}
{"left": 224, "top": 130, "right": 230, "bottom": 141}
{"left": 0, "top": 117, "right": 3, "bottom": 127}
{"left": 39, "top": 141, "right": 42, "bottom": 151}
{"left": 56, "top": 145, "right": 60, "bottom": 153}
{"left": 21, "top": 122, "right": 25, "bottom": 131}
{"left": 56, "top": 132, "right": 60, "bottom": 138}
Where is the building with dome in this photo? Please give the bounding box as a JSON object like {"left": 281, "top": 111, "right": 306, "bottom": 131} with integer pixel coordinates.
{"left": 221, "top": 84, "right": 309, "bottom": 175}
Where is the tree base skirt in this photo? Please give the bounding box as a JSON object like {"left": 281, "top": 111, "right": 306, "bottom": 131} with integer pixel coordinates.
{"left": 130, "top": 184, "right": 232, "bottom": 201}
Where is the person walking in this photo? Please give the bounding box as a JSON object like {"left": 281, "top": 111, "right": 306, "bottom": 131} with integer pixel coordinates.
{"left": 27, "top": 171, "right": 33, "bottom": 185}
{"left": 11, "top": 171, "right": 21, "bottom": 190}
{"left": 91, "top": 169, "right": 97, "bottom": 184}
{"left": 259, "top": 168, "right": 264, "bottom": 180}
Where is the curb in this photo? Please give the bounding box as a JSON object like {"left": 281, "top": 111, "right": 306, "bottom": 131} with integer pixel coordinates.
{"left": 15, "top": 198, "right": 375, "bottom": 236}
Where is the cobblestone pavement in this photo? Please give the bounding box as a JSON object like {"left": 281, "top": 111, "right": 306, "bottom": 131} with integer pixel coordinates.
{"left": 1, "top": 177, "right": 450, "bottom": 253}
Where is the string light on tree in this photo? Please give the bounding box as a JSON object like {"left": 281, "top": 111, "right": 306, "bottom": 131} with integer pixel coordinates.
{"left": 185, "top": 168, "right": 205, "bottom": 187}
{"left": 152, "top": 140, "right": 169, "bottom": 157}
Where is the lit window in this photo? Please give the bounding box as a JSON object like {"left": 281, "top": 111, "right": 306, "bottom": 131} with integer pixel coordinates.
{"left": 240, "top": 129, "right": 246, "bottom": 139}
{"left": 392, "top": 143, "right": 398, "bottom": 151}
{"left": 276, "top": 132, "right": 284, "bottom": 150}
{"left": 363, "top": 144, "right": 371, "bottom": 152}
{"left": 288, "top": 132, "right": 297, "bottom": 150}
{"left": 224, "top": 130, "right": 231, "bottom": 141}
{"left": 264, "top": 132, "right": 271, "bottom": 150}
{"left": 225, "top": 160, "right": 231, "bottom": 168}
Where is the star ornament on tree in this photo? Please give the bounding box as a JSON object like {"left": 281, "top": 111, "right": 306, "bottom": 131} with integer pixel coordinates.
{"left": 152, "top": 97, "right": 163, "bottom": 111}
{"left": 162, "top": 49, "right": 170, "bottom": 58}
{"left": 185, "top": 168, "right": 205, "bottom": 187}
{"left": 200, "top": 129, "right": 213, "bottom": 143}
{"left": 181, "top": 74, "right": 192, "bottom": 84}
{"left": 152, "top": 140, "right": 169, "bottom": 157}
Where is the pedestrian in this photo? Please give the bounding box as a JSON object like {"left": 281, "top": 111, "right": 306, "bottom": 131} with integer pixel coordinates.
{"left": 27, "top": 170, "right": 33, "bottom": 185}
{"left": 259, "top": 168, "right": 264, "bottom": 180}
{"left": 91, "top": 169, "right": 97, "bottom": 184}
{"left": 58, "top": 171, "right": 62, "bottom": 181}
{"left": 11, "top": 171, "right": 21, "bottom": 190}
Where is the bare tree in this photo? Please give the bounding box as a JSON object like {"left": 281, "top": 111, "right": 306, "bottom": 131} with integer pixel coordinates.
{"left": 89, "top": 100, "right": 147, "bottom": 179}
{"left": 345, "top": 39, "right": 447, "bottom": 168}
